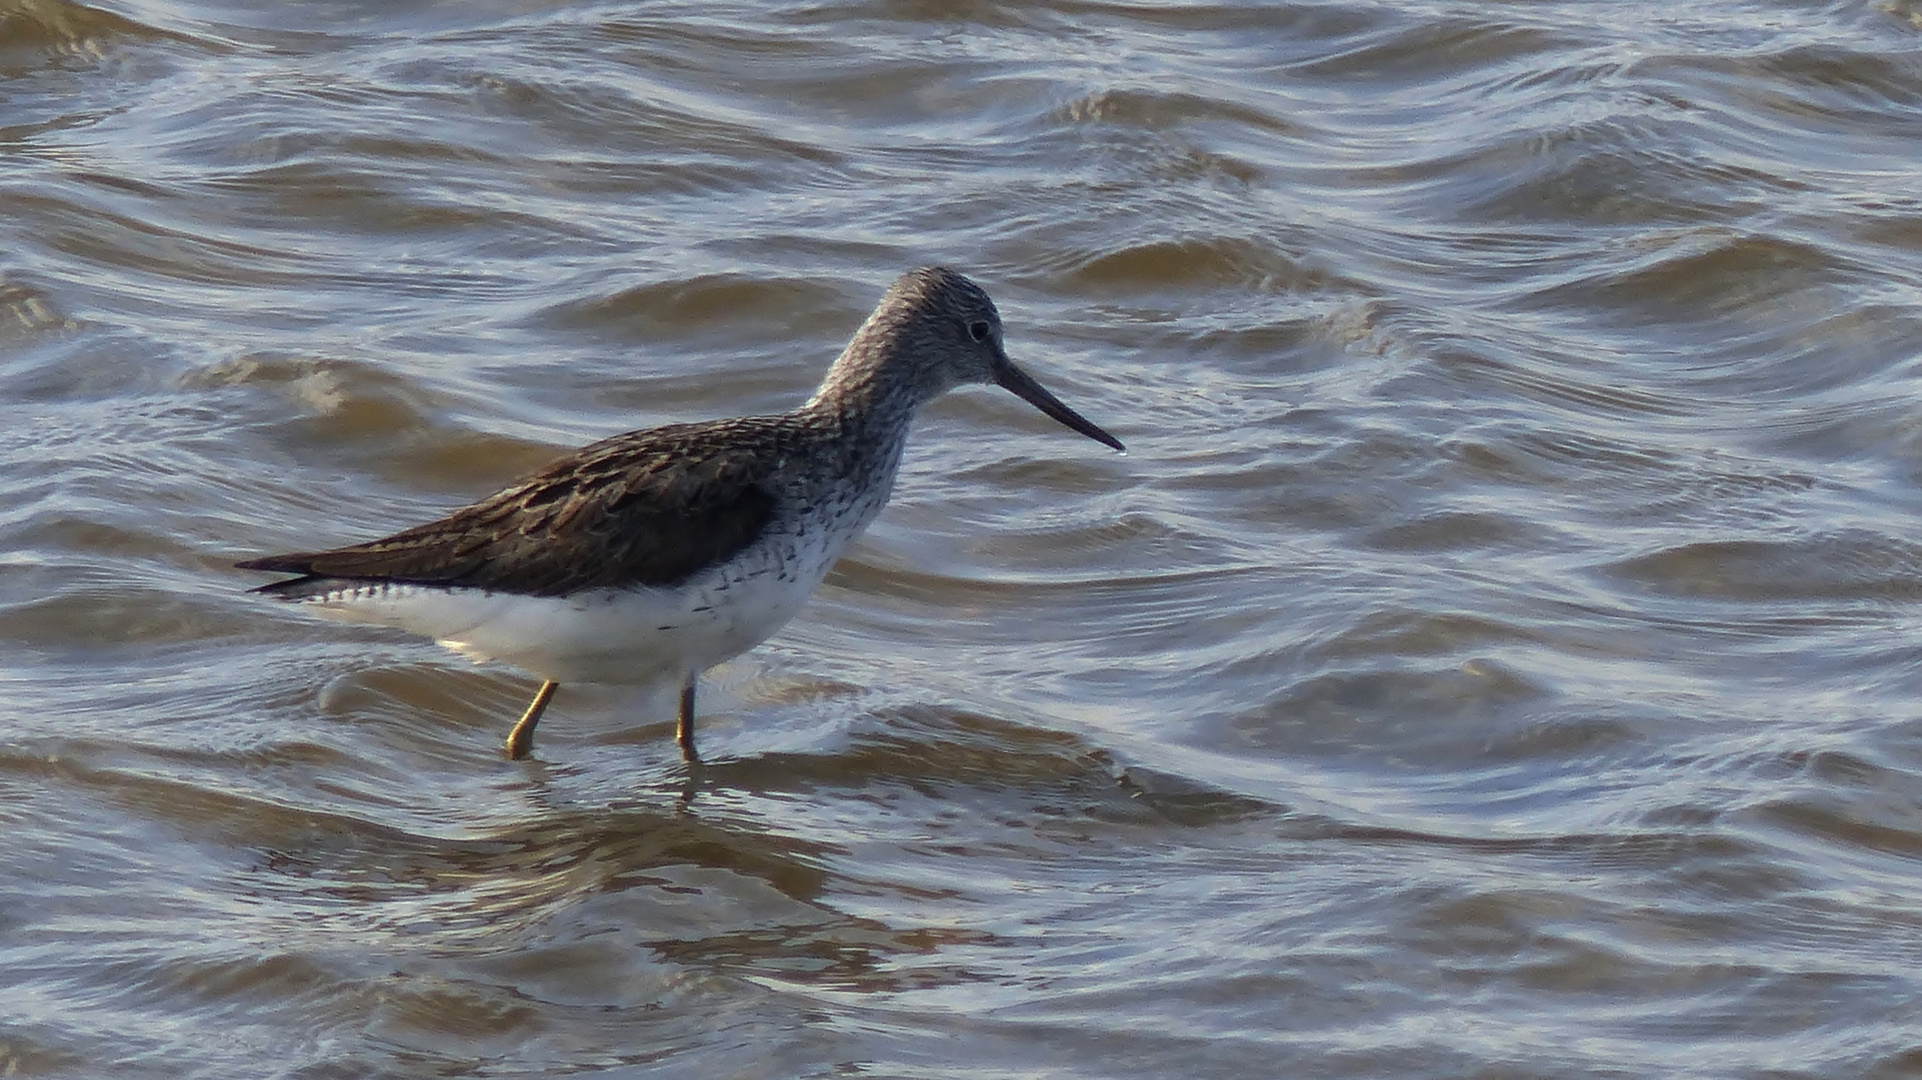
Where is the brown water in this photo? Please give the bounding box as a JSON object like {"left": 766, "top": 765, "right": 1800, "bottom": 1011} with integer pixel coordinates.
{"left": 6, "top": 0, "right": 1922, "bottom": 1076}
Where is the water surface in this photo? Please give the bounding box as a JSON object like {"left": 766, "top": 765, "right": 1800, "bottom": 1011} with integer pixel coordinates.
{"left": 5, "top": 0, "right": 1922, "bottom": 1076}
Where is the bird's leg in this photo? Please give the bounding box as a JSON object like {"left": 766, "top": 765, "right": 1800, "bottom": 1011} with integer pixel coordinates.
{"left": 505, "top": 680, "right": 558, "bottom": 760}
{"left": 676, "top": 676, "right": 701, "bottom": 765}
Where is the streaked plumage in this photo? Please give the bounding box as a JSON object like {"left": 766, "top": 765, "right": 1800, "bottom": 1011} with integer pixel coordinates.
{"left": 239, "top": 266, "right": 1123, "bottom": 763}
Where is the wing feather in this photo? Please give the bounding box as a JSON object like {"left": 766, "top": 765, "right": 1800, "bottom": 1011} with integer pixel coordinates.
{"left": 237, "top": 418, "right": 789, "bottom": 597}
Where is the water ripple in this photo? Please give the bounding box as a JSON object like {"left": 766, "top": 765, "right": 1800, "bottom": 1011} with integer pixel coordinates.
{"left": 8, "top": 0, "right": 1922, "bottom": 1076}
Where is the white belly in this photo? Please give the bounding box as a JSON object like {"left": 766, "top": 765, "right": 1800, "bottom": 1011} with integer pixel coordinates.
{"left": 288, "top": 534, "right": 840, "bottom": 685}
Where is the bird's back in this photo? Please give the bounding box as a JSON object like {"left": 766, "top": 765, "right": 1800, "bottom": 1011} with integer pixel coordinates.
{"left": 238, "top": 413, "right": 820, "bottom": 599}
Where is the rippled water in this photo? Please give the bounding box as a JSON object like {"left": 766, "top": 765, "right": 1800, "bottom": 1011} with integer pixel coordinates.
{"left": 7, "top": 0, "right": 1922, "bottom": 1076}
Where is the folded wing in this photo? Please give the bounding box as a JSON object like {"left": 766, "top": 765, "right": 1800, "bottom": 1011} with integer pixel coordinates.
{"left": 237, "top": 420, "right": 784, "bottom": 598}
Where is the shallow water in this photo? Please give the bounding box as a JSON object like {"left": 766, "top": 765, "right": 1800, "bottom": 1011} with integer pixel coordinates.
{"left": 6, "top": 0, "right": 1922, "bottom": 1076}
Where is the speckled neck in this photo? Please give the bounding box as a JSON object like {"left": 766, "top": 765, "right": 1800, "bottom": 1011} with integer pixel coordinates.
{"left": 802, "top": 300, "right": 945, "bottom": 448}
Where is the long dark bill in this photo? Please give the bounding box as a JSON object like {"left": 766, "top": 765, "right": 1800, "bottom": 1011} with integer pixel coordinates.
{"left": 994, "top": 358, "right": 1125, "bottom": 452}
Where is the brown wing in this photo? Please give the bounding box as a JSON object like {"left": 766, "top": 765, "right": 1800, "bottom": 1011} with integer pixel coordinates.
{"left": 238, "top": 418, "right": 787, "bottom": 597}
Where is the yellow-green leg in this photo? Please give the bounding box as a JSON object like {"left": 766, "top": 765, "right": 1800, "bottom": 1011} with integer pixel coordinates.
{"left": 677, "top": 677, "right": 701, "bottom": 764}
{"left": 505, "top": 680, "right": 558, "bottom": 760}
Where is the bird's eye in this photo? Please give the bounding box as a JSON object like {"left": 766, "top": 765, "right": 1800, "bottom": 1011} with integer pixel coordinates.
{"left": 967, "top": 320, "right": 991, "bottom": 342}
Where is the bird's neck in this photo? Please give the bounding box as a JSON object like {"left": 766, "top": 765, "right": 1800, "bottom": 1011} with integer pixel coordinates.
{"left": 802, "top": 325, "right": 936, "bottom": 450}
